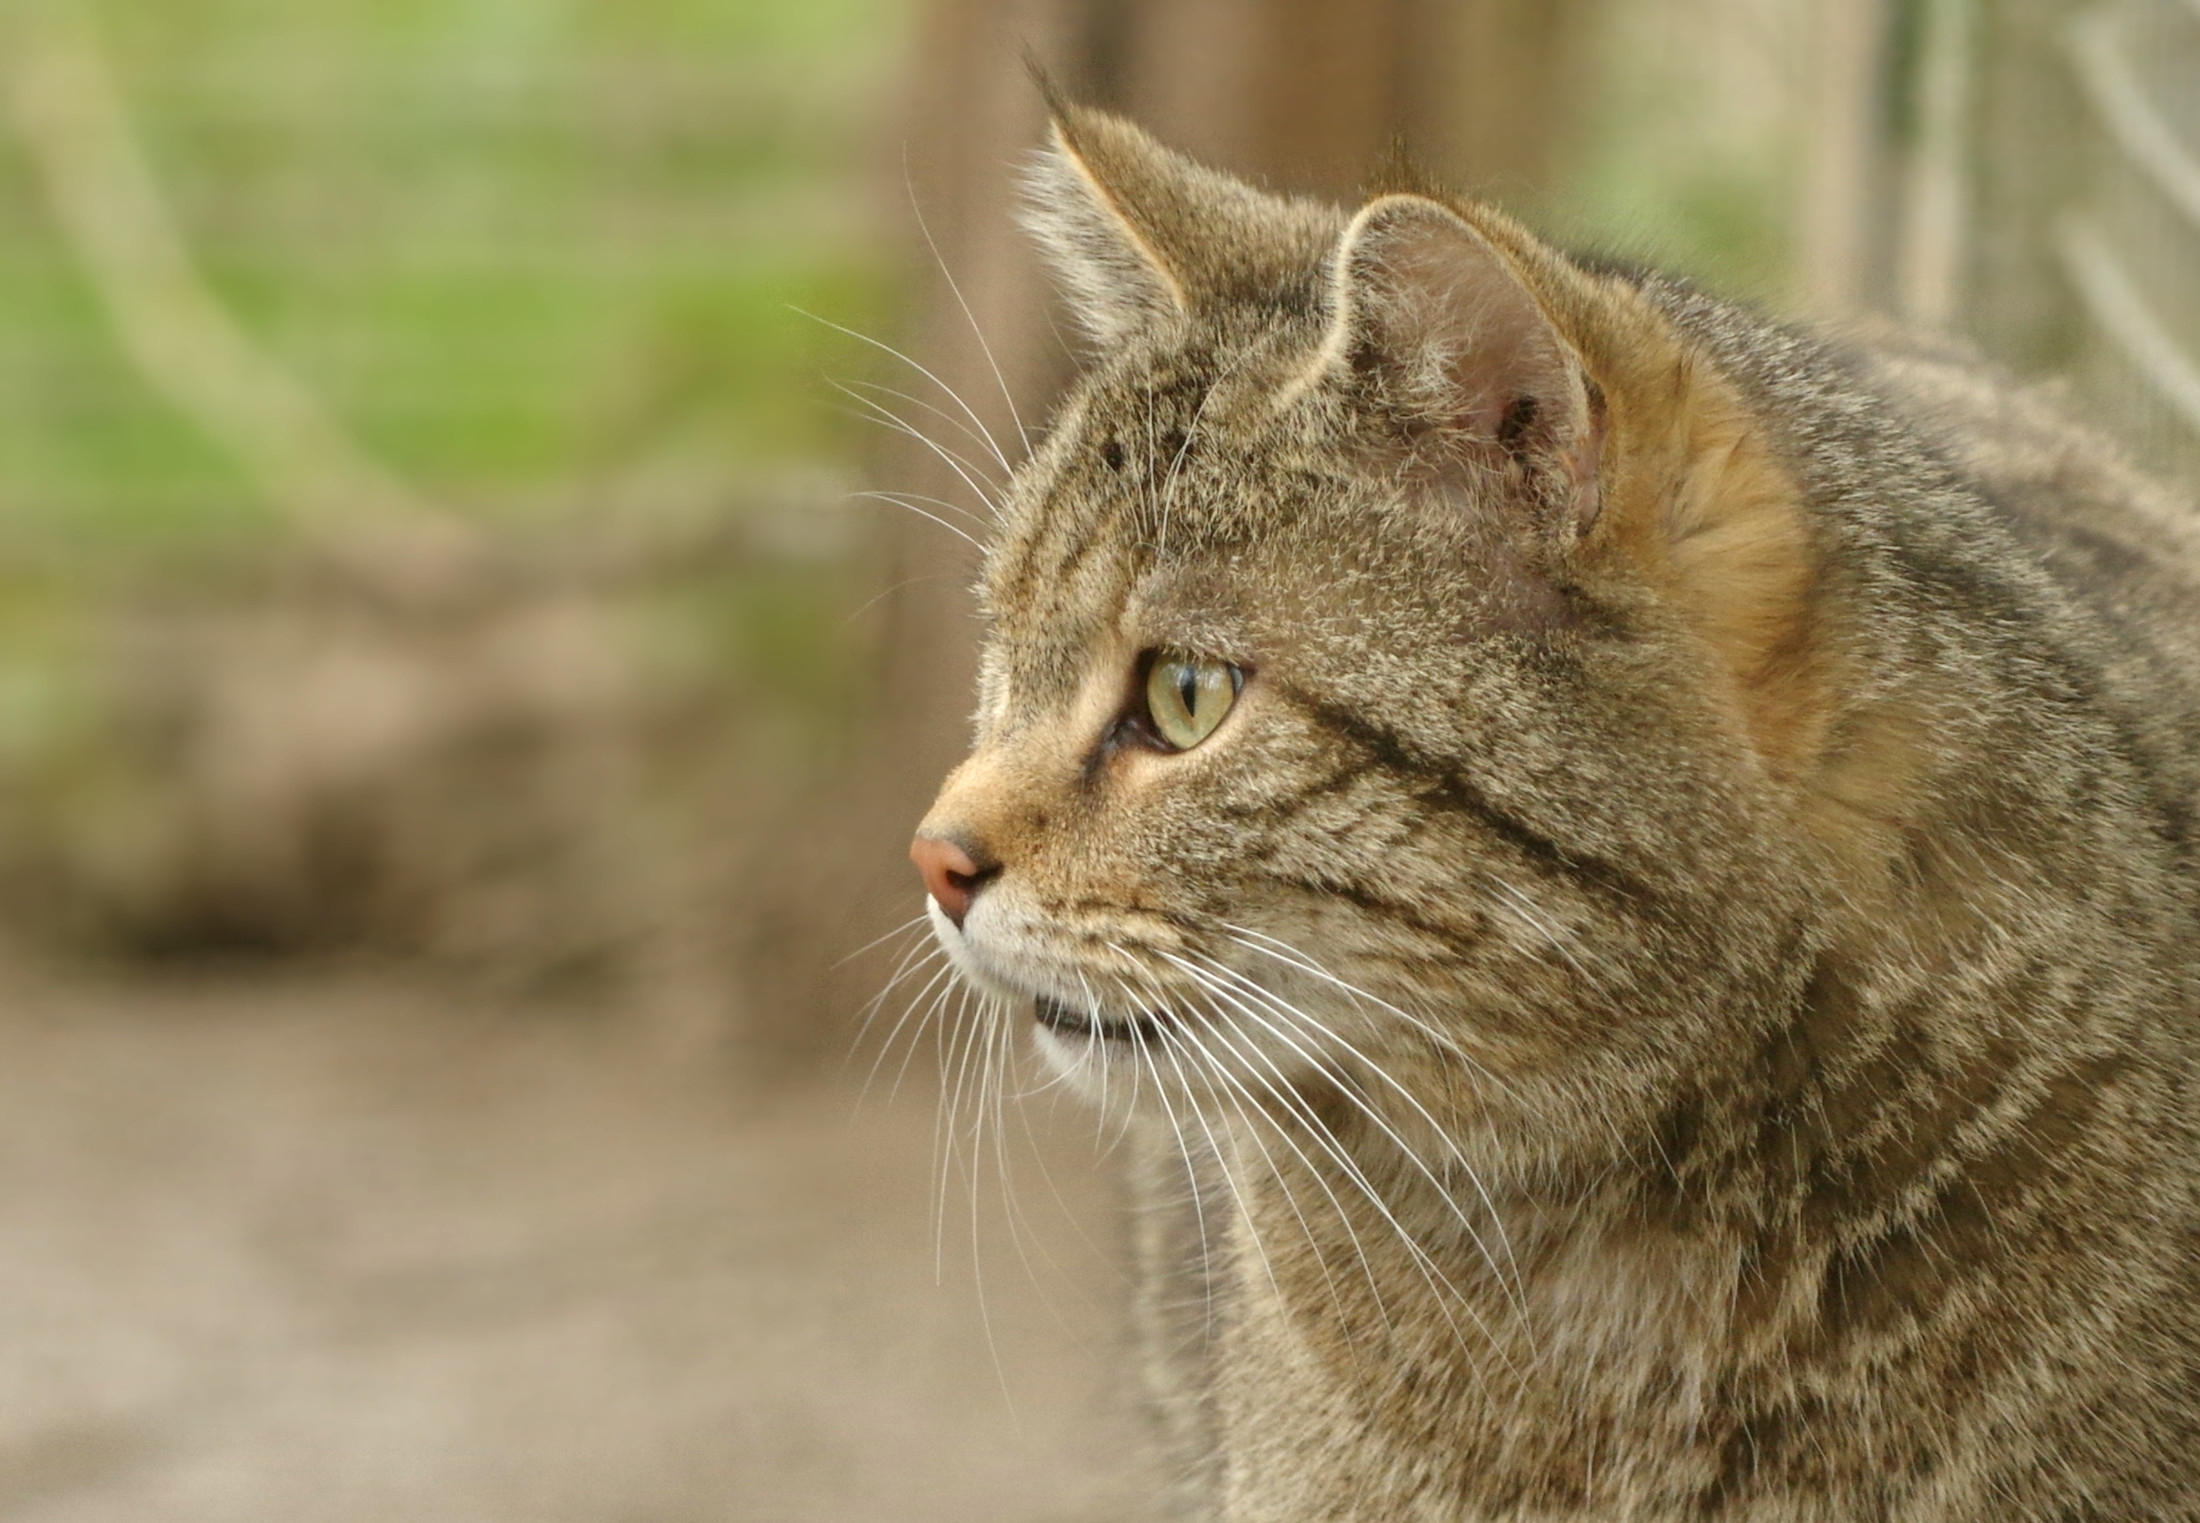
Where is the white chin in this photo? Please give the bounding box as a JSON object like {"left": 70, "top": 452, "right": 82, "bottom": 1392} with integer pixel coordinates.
{"left": 1032, "top": 1021, "right": 1093, "bottom": 1079}
{"left": 1029, "top": 1013, "right": 1160, "bottom": 1112}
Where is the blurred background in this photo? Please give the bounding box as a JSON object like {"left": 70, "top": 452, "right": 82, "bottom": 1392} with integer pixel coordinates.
{"left": 0, "top": 0, "right": 2190, "bottom": 1517}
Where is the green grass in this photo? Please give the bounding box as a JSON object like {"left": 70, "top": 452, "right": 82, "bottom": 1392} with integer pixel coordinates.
{"left": 0, "top": 0, "right": 919, "bottom": 841}
{"left": 0, "top": 0, "right": 912, "bottom": 554}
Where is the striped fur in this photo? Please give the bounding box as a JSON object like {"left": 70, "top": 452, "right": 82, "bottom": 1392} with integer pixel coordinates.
{"left": 908, "top": 106, "right": 2200, "bottom": 1520}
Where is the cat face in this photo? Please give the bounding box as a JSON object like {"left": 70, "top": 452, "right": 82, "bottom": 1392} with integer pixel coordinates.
{"left": 911, "top": 107, "right": 1827, "bottom": 1166}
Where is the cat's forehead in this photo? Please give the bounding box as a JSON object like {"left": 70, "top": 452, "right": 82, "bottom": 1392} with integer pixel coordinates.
{"left": 1076, "top": 338, "right": 1265, "bottom": 456}
{"left": 1013, "top": 330, "right": 1335, "bottom": 535}
{"left": 971, "top": 345, "right": 1381, "bottom": 720}
{"left": 987, "top": 338, "right": 1337, "bottom": 615}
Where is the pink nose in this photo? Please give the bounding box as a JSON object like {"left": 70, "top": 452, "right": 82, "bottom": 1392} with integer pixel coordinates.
{"left": 910, "top": 834, "right": 994, "bottom": 928}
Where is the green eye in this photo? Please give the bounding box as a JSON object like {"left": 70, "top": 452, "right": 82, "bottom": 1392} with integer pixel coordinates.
{"left": 1143, "top": 652, "right": 1242, "bottom": 751}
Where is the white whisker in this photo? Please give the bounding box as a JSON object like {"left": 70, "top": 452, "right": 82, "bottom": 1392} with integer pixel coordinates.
{"left": 1224, "top": 925, "right": 1517, "bottom": 1088}
{"left": 1112, "top": 973, "right": 1220, "bottom": 1323}
{"left": 1179, "top": 946, "right": 1533, "bottom": 1336}
{"left": 790, "top": 301, "right": 1015, "bottom": 485}
{"left": 1147, "top": 976, "right": 1373, "bottom": 1343}
{"left": 1483, "top": 875, "right": 1595, "bottom": 984}
{"left": 1157, "top": 950, "right": 1524, "bottom": 1357}
{"left": 847, "top": 489, "right": 985, "bottom": 550}
{"left": 835, "top": 912, "right": 933, "bottom": 970}
{"left": 963, "top": 1001, "right": 1018, "bottom": 1424}
{"left": 1169, "top": 963, "right": 1500, "bottom": 1363}
{"left": 845, "top": 377, "right": 1013, "bottom": 476}
{"left": 850, "top": 487, "right": 990, "bottom": 529}
{"left": 1110, "top": 947, "right": 1481, "bottom": 1354}
{"left": 903, "top": 159, "right": 1030, "bottom": 455}
{"left": 872, "top": 953, "right": 961, "bottom": 1104}
{"left": 934, "top": 983, "right": 988, "bottom": 1279}
{"left": 828, "top": 380, "right": 1005, "bottom": 515}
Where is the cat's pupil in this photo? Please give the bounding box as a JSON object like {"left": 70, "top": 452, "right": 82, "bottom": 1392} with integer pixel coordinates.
{"left": 1177, "top": 666, "right": 1200, "bottom": 716}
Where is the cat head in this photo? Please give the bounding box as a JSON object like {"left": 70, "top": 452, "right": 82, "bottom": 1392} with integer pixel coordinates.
{"left": 910, "top": 105, "right": 1830, "bottom": 1168}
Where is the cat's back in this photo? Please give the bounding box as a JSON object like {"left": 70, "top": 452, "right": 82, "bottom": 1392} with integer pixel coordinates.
{"left": 1863, "top": 341, "right": 2200, "bottom": 849}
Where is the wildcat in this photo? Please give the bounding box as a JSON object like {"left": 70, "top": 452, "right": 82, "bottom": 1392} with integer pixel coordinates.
{"left": 905, "top": 101, "right": 2200, "bottom": 1520}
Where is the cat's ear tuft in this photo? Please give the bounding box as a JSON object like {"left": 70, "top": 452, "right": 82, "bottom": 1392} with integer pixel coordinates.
{"left": 1317, "top": 195, "right": 1602, "bottom": 532}
{"left": 1022, "top": 107, "right": 1192, "bottom": 345}
{"left": 1023, "top": 104, "right": 1342, "bottom": 348}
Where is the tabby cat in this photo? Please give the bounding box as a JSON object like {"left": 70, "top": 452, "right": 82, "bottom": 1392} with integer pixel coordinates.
{"left": 905, "top": 102, "right": 2200, "bottom": 1520}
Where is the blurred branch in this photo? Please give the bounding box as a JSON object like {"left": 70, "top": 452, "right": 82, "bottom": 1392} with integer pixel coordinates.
{"left": 1, "top": 4, "right": 480, "bottom": 591}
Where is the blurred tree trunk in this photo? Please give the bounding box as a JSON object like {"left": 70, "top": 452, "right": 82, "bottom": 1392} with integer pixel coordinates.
{"left": 827, "top": 0, "right": 1594, "bottom": 1046}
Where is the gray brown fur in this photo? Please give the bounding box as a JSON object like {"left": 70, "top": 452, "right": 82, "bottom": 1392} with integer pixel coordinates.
{"left": 910, "top": 104, "right": 2200, "bottom": 1520}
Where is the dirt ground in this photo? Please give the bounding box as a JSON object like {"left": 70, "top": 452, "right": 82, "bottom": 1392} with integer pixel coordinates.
{"left": 0, "top": 959, "right": 1159, "bottom": 1522}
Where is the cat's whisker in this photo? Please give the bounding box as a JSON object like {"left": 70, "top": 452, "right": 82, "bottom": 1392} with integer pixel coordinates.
{"left": 963, "top": 1004, "right": 1019, "bottom": 1422}
{"left": 845, "top": 377, "right": 1014, "bottom": 476}
{"left": 828, "top": 380, "right": 1006, "bottom": 516}
{"left": 1136, "top": 957, "right": 1469, "bottom": 1317}
{"left": 1108, "top": 959, "right": 1311, "bottom": 1346}
{"left": 935, "top": 983, "right": 995, "bottom": 1283}
{"left": 1106, "top": 952, "right": 1352, "bottom": 1302}
{"left": 1218, "top": 925, "right": 1591, "bottom": 1186}
{"left": 1180, "top": 950, "right": 1486, "bottom": 1180}
{"left": 886, "top": 957, "right": 965, "bottom": 1105}
{"left": 1109, "top": 971, "right": 1222, "bottom": 1322}
{"left": 848, "top": 490, "right": 986, "bottom": 551}
{"left": 835, "top": 912, "right": 935, "bottom": 970}
{"left": 1125, "top": 987, "right": 1235, "bottom": 1340}
{"left": 928, "top": 982, "right": 969, "bottom": 1275}
{"left": 1482, "top": 875, "right": 1596, "bottom": 985}
{"left": 983, "top": 1011, "right": 1042, "bottom": 1290}
{"left": 790, "top": 301, "right": 1016, "bottom": 483}
{"left": 1223, "top": 925, "right": 1635, "bottom": 1170}
{"left": 827, "top": 381, "right": 1002, "bottom": 496}
{"left": 1180, "top": 1032, "right": 1379, "bottom": 1355}
{"left": 1115, "top": 957, "right": 1364, "bottom": 1347}
{"left": 1155, "top": 978, "right": 1385, "bottom": 1349}
{"left": 996, "top": 1018, "right": 1123, "bottom": 1305}
{"left": 1195, "top": 943, "right": 1500, "bottom": 1171}
{"left": 1181, "top": 947, "right": 1535, "bottom": 1338}
{"left": 846, "top": 930, "right": 940, "bottom": 1060}
{"left": 1170, "top": 968, "right": 1503, "bottom": 1370}
{"left": 1159, "top": 951, "right": 1524, "bottom": 1358}
{"left": 922, "top": 986, "right": 960, "bottom": 1278}
{"left": 1223, "top": 925, "right": 1518, "bottom": 1092}
{"left": 1074, "top": 970, "right": 1115, "bottom": 1146}
{"left": 850, "top": 488, "right": 990, "bottom": 530}
{"left": 867, "top": 951, "right": 960, "bottom": 1106}
{"left": 848, "top": 927, "right": 944, "bottom": 1037}
{"left": 848, "top": 946, "right": 950, "bottom": 1106}
{"left": 1157, "top": 1023, "right": 1292, "bottom": 1311}
{"left": 902, "top": 162, "right": 1031, "bottom": 456}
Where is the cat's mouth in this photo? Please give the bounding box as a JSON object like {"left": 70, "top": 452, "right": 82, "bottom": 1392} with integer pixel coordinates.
{"left": 1034, "top": 994, "right": 1163, "bottom": 1044}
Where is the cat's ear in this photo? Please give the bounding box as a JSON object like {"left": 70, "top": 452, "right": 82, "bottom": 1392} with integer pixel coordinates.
{"left": 1023, "top": 104, "right": 1339, "bottom": 347}
{"left": 1022, "top": 108, "right": 1190, "bottom": 344}
{"left": 1315, "top": 195, "right": 1603, "bottom": 533}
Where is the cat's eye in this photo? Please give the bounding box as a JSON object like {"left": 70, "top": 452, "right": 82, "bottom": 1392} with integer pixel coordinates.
{"left": 1142, "top": 652, "right": 1242, "bottom": 751}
